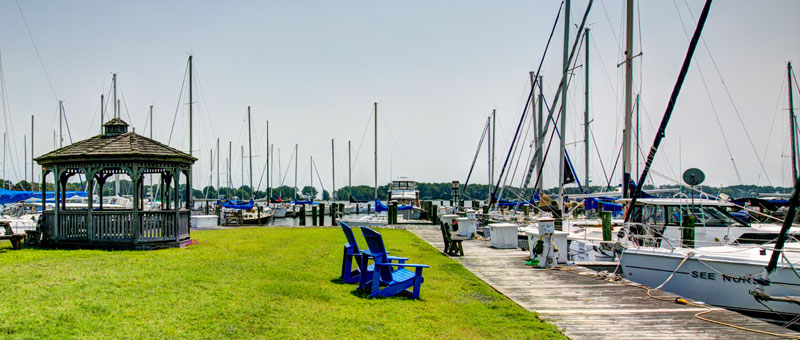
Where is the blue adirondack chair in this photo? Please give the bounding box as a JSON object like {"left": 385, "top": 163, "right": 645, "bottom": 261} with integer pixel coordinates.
{"left": 339, "top": 222, "right": 407, "bottom": 287}
{"left": 360, "top": 227, "right": 430, "bottom": 299}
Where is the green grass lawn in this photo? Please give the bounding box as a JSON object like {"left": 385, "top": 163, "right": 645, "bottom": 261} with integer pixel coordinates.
{"left": 0, "top": 228, "right": 563, "bottom": 339}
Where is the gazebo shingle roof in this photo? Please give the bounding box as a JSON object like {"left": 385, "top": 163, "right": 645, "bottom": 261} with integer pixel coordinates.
{"left": 34, "top": 131, "right": 197, "bottom": 166}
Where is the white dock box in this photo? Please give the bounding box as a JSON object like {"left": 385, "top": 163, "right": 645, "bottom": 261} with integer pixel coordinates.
{"left": 488, "top": 223, "right": 519, "bottom": 249}
{"left": 191, "top": 215, "right": 218, "bottom": 228}
{"left": 456, "top": 217, "right": 477, "bottom": 238}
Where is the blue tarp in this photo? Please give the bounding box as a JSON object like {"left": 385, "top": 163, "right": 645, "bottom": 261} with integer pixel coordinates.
{"left": 374, "top": 199, "right": 412, "bottom": 212}
{"left": 0, "top": 189, "right": 87, "bottom": 205}
{"left": 218, "top": 199, "right": 254, "bottom": 210}
{"left": 730, "top": 210, "right": 751, "bottom": 222}
{"left": 584, "top": 197, "right": 623, "bottom": 213}
{"left": 375, "top": 199, "right": 388, "bottom": 212}
{"left": 293, "top": 200, "right": 316, "bottom": 205}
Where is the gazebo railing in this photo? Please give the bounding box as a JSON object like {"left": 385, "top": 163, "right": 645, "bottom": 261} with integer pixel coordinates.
{"left": 43, "top": 210, "right": 190, "bottom": 244}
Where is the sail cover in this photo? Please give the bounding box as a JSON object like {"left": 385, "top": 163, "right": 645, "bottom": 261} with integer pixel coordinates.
{"left": 374, "top": 199, "right": 413, "bottom": 212}
{"left": 0, "top": 189, "right": 87, "bottom": 205}
{"left": 218, "top": 199, "right": 254, "bottom": 210}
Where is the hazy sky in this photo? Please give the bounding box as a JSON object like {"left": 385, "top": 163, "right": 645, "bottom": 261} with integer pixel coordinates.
{"left": 1, "top": 0, "right": 799, "bottom": 193}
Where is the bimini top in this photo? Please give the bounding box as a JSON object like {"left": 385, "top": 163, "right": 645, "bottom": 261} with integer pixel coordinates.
{"left": 34, "top": 118, "right": 197, "bottom": 167}
{"left": 616, "top": 197, "right": 734, "bottom": 207}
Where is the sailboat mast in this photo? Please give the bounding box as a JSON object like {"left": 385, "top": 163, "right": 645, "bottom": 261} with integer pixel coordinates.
{"left": 487, "top": 114, "right": 492, "bottom": 203}
{"left": 331, "top": 139, "right": 335, "bottom": 201}
{"left": 149, "top": 105, "right": 153, "bottom": 138}
{"left": 348, "top": 140, "right": 352, "bottom": 189}
{"left": 150, "top": 105, "right": 153, "bottom": 199}
{"left": 789, "top": 62, "right": 797, "bottom": 181}
{"left": 2, "top": 132, "right": 5, "bottom": 189}
{"left": 216, "top": 138, "right": 220, "bottom": 199}
{"left": 530, "top": 71, "right": 537, "bottom": 188}
{"left": 240, "top": 145, "right": 244, "bottom": 198}
{"left": 636, "top": 94, "right": 640, "bottom": 177}
{"left": 113, "top": 74, "right": 119, "bottom": 196}
{"left": 188, "top": 56, "right": 193, "bottom": 157}
{"left": 491, "top": 109, "right": 496, "bottom": 190}
{"left": 559, "top": 0, "right": 570, "bottom": 215}
{"left": 113, "top": 73, "right": 117, "bottom": 118}
{"left": 537, "top": 76, "right": 544, "bottom": 194}
{"left": 374, "top": 102, "right": 378, "bottom": 200}
{"left": 247, "top": 106, "right": 253, "bottom": 199}
{"left": 228, "top": 141, "right": 232, "bottom": 197}
{"left": 584, "top": 27, "right": 590, "bottom": 191}
{"left": 622, "top": 0, "right": 634, "bottom": 197}
{"left": 30, "top": 115, "right": 34, "bottom": 191}
{"left": 266, "top": 121, "right": 270, "bottom": 201}
{"left": 100, "top": 95, "right": 104, "bottom": 134}
{"left": 294, "top": 144, "right": 298, "bottom": 200}
{"left": 59, "top": 100, "right": 63, "bottom": 148}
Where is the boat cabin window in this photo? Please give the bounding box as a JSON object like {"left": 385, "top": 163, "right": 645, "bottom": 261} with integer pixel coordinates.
{"left": 632, "top": 203, "right": 746, "bottom": 227}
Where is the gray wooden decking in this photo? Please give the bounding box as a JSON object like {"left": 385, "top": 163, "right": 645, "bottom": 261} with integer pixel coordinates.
{"left": 408, "top": 227, "right": 800, "bottom": 340}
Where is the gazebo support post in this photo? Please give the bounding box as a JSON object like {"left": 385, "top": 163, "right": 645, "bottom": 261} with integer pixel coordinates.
{"left": 87, "top": 167, "right": 96, "bottom": 242}
{"left": 173, "top": 168, "right": 180, "bottom": 241}
{"left": 132, "top": 166, "right": 139, "bottom": 245}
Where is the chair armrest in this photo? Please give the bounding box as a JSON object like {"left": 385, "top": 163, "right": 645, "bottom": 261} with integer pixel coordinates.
{"left": 361, "top": 250, "right": 385, "bottom": 258}
{"left": 387, "top": 256, "right": 408, "bottom": 263}
{"left": 375, "top": 262, "right": 429, "bottom": 268}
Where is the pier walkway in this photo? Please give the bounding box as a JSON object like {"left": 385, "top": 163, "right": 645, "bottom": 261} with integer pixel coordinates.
{"left": 407, "top": 226, "right": 800, "bottom": 340}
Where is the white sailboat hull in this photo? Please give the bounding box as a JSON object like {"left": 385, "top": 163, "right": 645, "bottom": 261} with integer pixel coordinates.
{"left": 621, "top": 246, "right": 800, "bottom": 321}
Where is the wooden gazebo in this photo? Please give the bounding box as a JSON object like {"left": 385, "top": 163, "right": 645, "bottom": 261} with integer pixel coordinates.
{"left": 34, "top": 118, "right": 197, "bottom": 249}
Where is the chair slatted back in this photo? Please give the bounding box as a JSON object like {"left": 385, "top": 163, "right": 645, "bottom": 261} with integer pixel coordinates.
{"left": 339, "top": 221, "right": 360, "bottom": 253}
{"left": 360, "top": 227, "right": 393, "bottom": 282}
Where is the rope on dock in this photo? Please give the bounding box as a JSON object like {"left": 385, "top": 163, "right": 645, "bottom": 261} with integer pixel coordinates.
{"left": 550, "top": 262, "right": 800, "bottom": 338}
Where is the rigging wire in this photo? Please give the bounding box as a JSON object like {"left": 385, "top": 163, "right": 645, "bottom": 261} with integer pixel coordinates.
{"left": 167, "top": 59, "right": 189, "bottom": 145}
{"left": 462, "top": 118, "right": 490, "bottom": 191}
{"left": 15, "top": 0, "right": 58, "bottom": 101}
{"left": 492, "top": 0, "right": 565, "bottom": 204}
{"left": 676, "top": 0, "right": 772, "bottom": 186}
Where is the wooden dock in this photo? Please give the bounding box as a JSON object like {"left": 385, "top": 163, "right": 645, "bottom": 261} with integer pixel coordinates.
{"left": 408, "top": 227, "right": 800, "bottom": 340}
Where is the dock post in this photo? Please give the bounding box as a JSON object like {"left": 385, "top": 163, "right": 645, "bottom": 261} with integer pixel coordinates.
{"left": 257, "top": 205, "right": 262, "bottom": 224}
{"left": 331, "top": 203, "right": 337, "bottom": 226}
{"left": 299, "top": 205, "right": 306, "bottom": 226}
{"left": 601, "top": 211, "right": 612, "bottom": 242}
{"left": 682, "top": 215, "right": 695, "bottom": 248}
{"left": 432, "top": 204, "right": 439, "bottom": 224}
{"left": 482, "top": 204, "right": 489, "bottom": 215}
{"left": 391, "top": 202, "right": 398, "bottom": 224}
{"left": 522, "top": 205, "right": 529, "bottom": 216}
{"left": 320, "top": 203, "right": 326, "bottom": 225}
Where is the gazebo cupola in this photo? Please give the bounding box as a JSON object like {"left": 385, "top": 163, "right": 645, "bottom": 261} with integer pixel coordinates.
{"left": 103, "top": 118, "right": 129, "bottom": 137}
{"left": 34, "top": 118, "right": 197, "bottom": 249}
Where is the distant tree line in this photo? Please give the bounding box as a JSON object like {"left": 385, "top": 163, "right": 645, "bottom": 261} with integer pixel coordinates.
{"left": 0, "top": 178, "right": 794, "bottom": 201}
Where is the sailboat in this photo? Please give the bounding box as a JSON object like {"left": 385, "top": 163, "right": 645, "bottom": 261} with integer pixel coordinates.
{"left": 340, "top": 103, "right": 391, "bottom": 228}
{"left": 621, "top": 60, "right": 800, "bottom": 326}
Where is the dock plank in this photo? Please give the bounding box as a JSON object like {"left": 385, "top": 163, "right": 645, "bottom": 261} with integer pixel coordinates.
{"left": 407, "top": 227, "right": 800, "bottom": 340}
